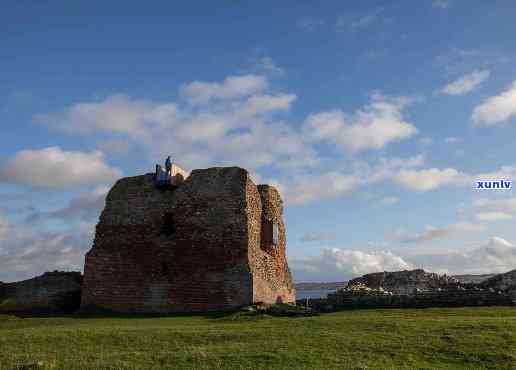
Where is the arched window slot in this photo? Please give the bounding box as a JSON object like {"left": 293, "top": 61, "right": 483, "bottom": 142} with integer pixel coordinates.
{"left": 161, "top": 212, "right": 175, "bottom": 236}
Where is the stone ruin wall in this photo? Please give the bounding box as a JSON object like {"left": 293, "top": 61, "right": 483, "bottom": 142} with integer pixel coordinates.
{"left": 165, "top": 167, "right": 253, "bottom": 312}
{"left": 81, "top": 166, "right": 295, "bottom": 313}
{"left": 81, "top": 173, "right": 176, "bottom": 313}
{"left": 250, "top": 184, "right": 295, "bottom": 304}
{"left": 81, "top": 168, "right": 251, "bottom": 312}
{"left": 0, "top": 271, "right": 82, "bottom": 314}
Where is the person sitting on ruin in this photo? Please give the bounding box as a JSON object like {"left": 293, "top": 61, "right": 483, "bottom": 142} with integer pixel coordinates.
{"left": 165, "top": 156, "right": 172, "bottom": 176}
{"left": 155, "top": 156, "right": 173, "bottom": 187}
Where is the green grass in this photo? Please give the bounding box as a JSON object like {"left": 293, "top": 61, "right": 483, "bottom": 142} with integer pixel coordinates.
{"left": 1, "top": 307, "right": 515, "bottom": 369}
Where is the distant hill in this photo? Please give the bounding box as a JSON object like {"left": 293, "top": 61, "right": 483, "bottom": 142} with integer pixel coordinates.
{"left": 347, "top": 269, "right": 460, "bottom": 295}
{"left": 453, "top": 274, "right": 496, "bottom": 284}
{"left": 479, "top": 269, "right": 516, "bottom": 296}
{"left": 296, "top": 273, "right": 498, "bottom": 291}
{"left": 295, "top": 282, "right": 347, "bottom": 291}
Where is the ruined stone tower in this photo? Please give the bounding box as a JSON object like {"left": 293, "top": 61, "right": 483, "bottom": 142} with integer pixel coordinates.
{"left": 81, "top": 166, "right": 295, "bottom": 313}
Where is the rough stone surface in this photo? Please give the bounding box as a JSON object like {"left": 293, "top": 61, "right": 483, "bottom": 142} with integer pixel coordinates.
{"left": 347, "top": 269, "right": 461, "bottom": 295}
{"left": 81, "top": 166, "right": 295, "bottom": 313}
{"left": 252, "top": 185, "right": 295, "bottom": 304}
{"left": 301, "top": 269, "right": 516, "bottom": 310}
{"left": 0, "top": 271, "right": 82, "bottom": 313}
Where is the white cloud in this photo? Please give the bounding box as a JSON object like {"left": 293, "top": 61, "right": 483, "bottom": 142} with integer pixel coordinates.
{"left": 435, "top": 48, "right": 509, "bottom": 77}
{"left": 269, "top": 153, "right": 425, "bottom": 205}
{"left": 27, "top": 186, "right": 109, "bottom": 224}
{"left": 363, "top": 154, "right": 426, "bottom": 184}
{"left": 432, "top": 0, "right": 450, "bottom": 9}
{"left": 97, "top": 139, "right": 131, "bottom": 157}
{"left": 381, "top": 196, "right": 400, "bottom": 205}
{"left": 394, "top": 167, "right": 463, "bottom": 191}
{"left": 453, "top": 222, "right": 487, "bottom": 233}
{"left": 237, "top": 94, "right": 297, "bottom": 117}
{"left": 0, "top": 147, "right": 121, "bottom": 189}
{"left": 255, "top": 56, "right": 284, "bottom": 74}
{"left": 349, "top": 14, "right": 378, "bottom": 31}
{"left": 395, "top": 226, "right": 451, "bottom": 243}
{"left": 34, "top": 94, "right": 176, "bottom": 136}
{"left": 474, "top": 165, "right": 516, "bottom": 183}
{"left": 444, "top": 137, "right": 460, "bottom": 144}
{"left": 472, "top": 81, "right": 516, "bottom": 126}
{"left": 297, "top": 17, "right": 324, "bottom": 31}
{"left": 0, "top": 229, "right": 89, "bottom": 282}
{"left": 34, "top": 76, "right": 310, "bottom": 173}
{"left": 419, "top": 137, "right": 433, "bottom": 145}
{"left": 473, "top": 196, "right": 516, "bottom": 213}
{"left": 475, "top": 212, "right": 513, "bottom": 222}
{"left": 304, "top": 94, "right": 417, "bottom": 152}
{"left": 0, "top": 216, "right": 8, "bottom": 241}
{"left": 336, "top": 9, "right": 383, "bottom": 32}
{"left": 391, "top": 222, "right": 485, "bottom": 244}
{"left": 283, "top": 172, "right": 359, "bottom": 204}
{"left": 35, "top": 74, "right": 516, "bottom": 206}
{"left": 440, "top": 69, "right": 490, "bottom": 96}
{"left": 293, "top": 237, "right": 516, "bottom": 281}
{"left": 291, "top": 248, "right": 412, "bottom": 282}
{"left": 413, "top": 237, "right": 516, "bottom": 275}
{"left": 301, "top": 231, "right": 336, "bottom": 242}
{"left": 179, "top": 74, "right": 268, "bottom": 105}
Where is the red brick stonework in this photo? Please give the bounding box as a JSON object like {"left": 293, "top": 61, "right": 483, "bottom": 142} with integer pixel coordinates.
{"left": 81, "top": 166, "right": 295, "bottom": 313}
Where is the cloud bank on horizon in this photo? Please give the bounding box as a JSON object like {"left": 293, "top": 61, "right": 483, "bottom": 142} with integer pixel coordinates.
{"left": 290, "top": 236, "right": 516, "bottom": 282}
{"left": 1, "top": 0, "right": 516, "bottom": 282}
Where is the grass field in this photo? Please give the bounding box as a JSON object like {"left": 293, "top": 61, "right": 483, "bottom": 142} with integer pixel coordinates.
{"left": 1, "top": 307, "right": 515, "bottom": 370}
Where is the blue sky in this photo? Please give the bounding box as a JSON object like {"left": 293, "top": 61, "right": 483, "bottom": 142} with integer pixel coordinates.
{"left": 2, "top": 0, "right": 516, "bottom": 282}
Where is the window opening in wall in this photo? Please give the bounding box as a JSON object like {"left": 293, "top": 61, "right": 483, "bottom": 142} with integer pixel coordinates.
{"left": 261, "top": 219, "right": 279, "bottom": 251}
{"left": 272, "top": 222, "right": 279, "bottom": 246}
{"left": 161, "top": 212, "right": 175, "bottom": 236}
{"left": 161, "top": 262, "right": 169, "bottom": 277}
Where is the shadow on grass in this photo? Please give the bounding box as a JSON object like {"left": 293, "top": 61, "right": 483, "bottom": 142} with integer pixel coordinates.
{"left": 74, "top": 309, "right": 239, "bottom": 320}
{"left": 3, "top": 303, "right": 314, "bottom": 320}
{"left": 2, "top": 308, "right": 239, "bottom": 320}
